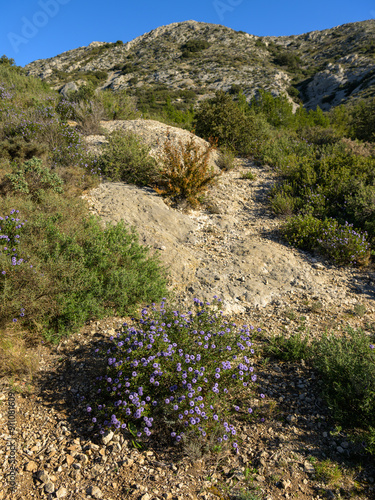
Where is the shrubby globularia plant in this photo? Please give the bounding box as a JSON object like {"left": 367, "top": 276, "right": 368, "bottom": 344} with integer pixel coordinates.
{"left": 88, "top": 298, "right": 260, "bottom": 454}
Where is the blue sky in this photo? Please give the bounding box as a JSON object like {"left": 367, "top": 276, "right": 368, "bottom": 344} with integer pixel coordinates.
{"left": 1, "top": 0, "right": 374, "bottom": 67}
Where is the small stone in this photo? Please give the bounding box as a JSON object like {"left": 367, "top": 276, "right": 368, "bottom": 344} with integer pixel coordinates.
{"left": 101, "top": 430, "right": 114, "bottom": 446}
{"left": 66, "top": 454, "right": 75, "bottom": 466}
{"left": 36, "top": 470, "right": 50, "bottom": 483}
{"left": 141, "top": 494, "right": 151, "bottom": 500}
{"left": 91, "top": 464, "right": 104, "bottom": 477}
{"left": 281, "top": 479, "right": 291, "bottom": 489}
{"left": 304, "top": 461, "right": 315, "bottom": 474}
{"left": 76, "top": 453, "right": 89, "bottom": 464}
{"left": 71, "top": 470, "right": 82, "bottom": 481}
{"left": 86, "top": 485, "right": 103, "bottom": 499}
{"left": 44, "top": 482, "right": 55, "bottom": 494}
{"left": 25, "top": 460, "right": 38, "bottom": 472}
{"left": 56, "top": 487, "right": 68, "bottom": 498}
{"left": 337, "top": 446, "right": 344, "bottom": 453}
{"left": 340, "top": 441, "right": 349, "bottom": 449}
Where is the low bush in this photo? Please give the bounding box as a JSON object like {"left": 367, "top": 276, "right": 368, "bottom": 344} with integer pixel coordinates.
{"left": 316, "top": 219, "right": 371, "bottom": 267}
{"left": 262, "top": 327, "right": 375, "bottom": 454}
{"left": 297, "top": 126, "right": 343, "bottom": 146}
{"left": 98, "top": 130, "right": 160, "bottom": 185}
{"left": 281, "top": 214, "right": 371, "bottom": 266}
{"left": 216, "top": 146, "right": 236, "bottom": 171}
{"left": 280, "top": 213, "right": 323, "bottom": 251}
{"left": 345, "top": 184, "right": 375, "bottom": 244}
{"left": 98, "top": 89, "right": 140, "bottom": 121}
{"left": 0, "top": 136, "right": 48, "bottom": 163}
{"left": 47, "top": 122, "right": 100, "bottom": 174}
{"left": 0, "top": 193, "right": 168, "bottom": 341}
{"left": 262, "top": 332, "right": 310, "bottom": 362}
{"left": 2, "top": 157, "right": 63, "bottom": 200}
{"left": 71, "top": 100, "right": 106, "bottom": 136}
{"left": 87, "top": 298, "right": 260, "bottom": 454}
{"left": 156, "top": 134, "right": 219, "bottom": 208}
{"left": 269, "top": 190, "right": 295, "bottom": 217}
{"left": 350, "top": 97, "right": 375, "bottom": 142}
{"left": 312, "top": 328, "right": 375, "bottom": 429}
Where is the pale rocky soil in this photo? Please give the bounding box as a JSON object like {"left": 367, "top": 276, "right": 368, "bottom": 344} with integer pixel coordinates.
{"left": 1, "top": 158, "right": 375, "bottom": 500}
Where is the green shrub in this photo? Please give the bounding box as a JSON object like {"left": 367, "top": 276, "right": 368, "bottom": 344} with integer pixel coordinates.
{"left": 346, "top": 184, "right": 375, "bottom": 243}
{"left": 216, "top": 146, "right": 236, "bottom": 171}
{"left": 316, "top": 219, "right": 371, "bottom": 267}
{"left": 297, "top": 126, "right": 343, "bottom": 146}
{"left": 270, "top": 190, "right": 295, "bottom": 217}
{"left": 273, "top": 51, "right": 301, "bottom": 70}
{"left": 194, "top": 91, "right": 270, "bottom": 156}
{"left": 281, "top": 214, "right": 371, "bottom": 266}
{"left": 71, "top": 100, "right": 106, "bottom": 135}
{"left": 262, "top": 332, "right": 310, "bottom": 362}
{"left": 180, "top": 39, "right": 210, "bottom": 55}
{"left": 260, "top": 132, "right": 315, "bottom": 172}
{"left": 46, "top": 122, "right": 98, "bottom": 172}
{"left": 240, "top": 170, "right": 256, "bottom": 181}
{"left": 0, "top": 137, "right": 48, "bottom": 163}
{"left": 281, "top": 213, "right": 323, "bottom": 250}
{"left": 250, "top": 90, "right": 295, "bottom": 128}
{"left": 0, "top": 193, "right": 168, "bottom": 341}
{"left": 98, "top": 89, "right": 140, "bottom": 121}
{"left": 311, "top": 328, "right": 375, "bottom": 428}
{"left": 3, "top": 157, "right": 63, "bottom": 200}
{"left": 350, "top": 97, "right": 375, "bottom": 142}
{"left": 98, "top": 130, "right": 160, "bottom": 185}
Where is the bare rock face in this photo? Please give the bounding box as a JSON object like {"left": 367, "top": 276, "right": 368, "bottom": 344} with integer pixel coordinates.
{"left": 302, "top": 55, "right": 375, "bottom": 110}
{"left": 59, "top": 81, "right": 78, "bottom": 98}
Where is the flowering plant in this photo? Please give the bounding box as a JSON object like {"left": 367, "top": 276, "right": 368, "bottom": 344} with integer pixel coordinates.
{"left": 88, "top": 298, "right": 260, "bottom": 454}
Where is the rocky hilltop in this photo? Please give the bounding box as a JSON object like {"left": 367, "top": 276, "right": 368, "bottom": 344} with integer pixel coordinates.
{"left": 25, "top": 19, "right": 375, "bottom": 111}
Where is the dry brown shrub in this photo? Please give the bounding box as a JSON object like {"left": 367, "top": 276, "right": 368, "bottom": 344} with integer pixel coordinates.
{"left": 156, "top": 133, "right": 220, "bottom": 208}
{"left": 0, "top": 327, "right": 41, "bottom": 379}
{"left": 341, "top": 137, "right": 375, "bottom": 158}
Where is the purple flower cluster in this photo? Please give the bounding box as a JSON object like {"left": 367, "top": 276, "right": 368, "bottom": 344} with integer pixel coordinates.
{"left": 316, "top": 219, "right": 370, "bottom": 266}
{"left": 87, "top": 298, "right": 260, "bottom": 453}
{"left": 0, "top": 83, "right": 13, "bottom": 101}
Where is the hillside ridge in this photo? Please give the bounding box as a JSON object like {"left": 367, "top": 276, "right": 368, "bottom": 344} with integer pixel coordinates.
{"left": 25, "top": 19, "right": 375, "bottom": 111}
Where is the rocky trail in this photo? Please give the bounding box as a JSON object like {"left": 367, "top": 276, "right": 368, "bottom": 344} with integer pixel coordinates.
{"left": 1, "top": 158, "right": 375, "bottom": 500}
